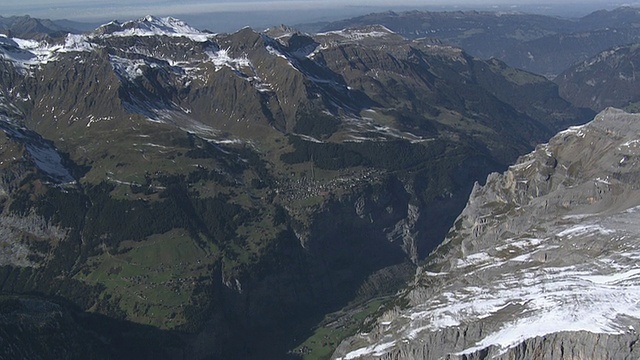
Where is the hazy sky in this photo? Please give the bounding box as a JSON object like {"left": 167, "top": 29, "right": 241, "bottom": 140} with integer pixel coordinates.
{"left": 1, "top": 0, "right": 636, "bottom": 32}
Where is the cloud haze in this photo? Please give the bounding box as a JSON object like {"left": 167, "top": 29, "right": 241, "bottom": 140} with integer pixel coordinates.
{"left": 2, "top": 0, "right": 636, "bottom": 32}
{"left": 2, "top": 0, "right": 628, "bottom": 19}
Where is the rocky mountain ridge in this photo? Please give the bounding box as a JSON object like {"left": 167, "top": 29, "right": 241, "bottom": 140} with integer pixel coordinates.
{"left": 334, "top": 108, "right": 640, "bottom": 359}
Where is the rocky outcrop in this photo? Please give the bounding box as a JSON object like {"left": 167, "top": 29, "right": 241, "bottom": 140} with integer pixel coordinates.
{"left": 0, "top": 213, "right": 68, "bottom": 267}
{"left": 334, "top": 108, "right": 640, "bottom": 359}
{"left": 459, "top": 331, "right": 640, "bottom": 360}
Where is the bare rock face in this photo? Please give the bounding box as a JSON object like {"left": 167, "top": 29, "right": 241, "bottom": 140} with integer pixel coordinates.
{"left": 333, "top": 108, "right": 640, "bottom": 359}
{"left": 468, "top": 331, "right": 640, "bottom": 360}
{"left": 0, "top": 213, "right": 67, "bottom": 267}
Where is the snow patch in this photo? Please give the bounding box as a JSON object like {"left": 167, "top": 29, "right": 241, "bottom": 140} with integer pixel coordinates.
{"left": 0, "top": 118, "right": 75, "bottom": 183}
{"left": 294, "top": 134, "right": 324, "bottom": 144}
{"left": 456, "top": 252, "right": 492, "bottom": 268}
{"left": 558, "top": 124, "right": 587, "bottom": 138}
{"left": 620, "top": 139, "right": 640, "bottom": 148}
{"left": 0, "top": 33, "right": 94, "bottom": 73}
{"left": 579, "top": 268, "right": 640, "bottom": 285}
{"left": 109, "top": 55, "right": 159, "bottom": 80}
{"left": 556, "top": 224, "right": 615, "bottom": 238}
{"left": 318, "top": 26, "right": 395, "bottom": 41}
{"left": 205, "top": 48, "right": 252, "bottom": 72}
{"left": 338, "top": 341, "right": 397, "bottom": 360}
{"left": 457, "top": 269, "right": 640, "bottom": 355}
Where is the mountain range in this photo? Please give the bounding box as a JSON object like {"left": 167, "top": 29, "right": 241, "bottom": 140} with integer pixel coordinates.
{"left": 313, "top": 6, "right": 640, "bottom": 77}
{"left": 0, "top": 8, "right": 638, "bottom": 359}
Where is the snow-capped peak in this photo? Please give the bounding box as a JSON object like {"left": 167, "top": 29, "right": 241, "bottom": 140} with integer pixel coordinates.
{"left": 317, "top": 25, "right": 397, "bottom": 41}
{"left": 0, "top": 33, "right": 93, "bottom": 73}
{"left": 131, "top": 15, "right": 201, "bottom": 35}
{"left": 96, "top": 15, "right": 213, "bottom": 42}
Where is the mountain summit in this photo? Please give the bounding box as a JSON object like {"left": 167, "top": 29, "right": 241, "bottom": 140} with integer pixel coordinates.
{"left": 95, "top": 15, "right": 213, "bottom": 41}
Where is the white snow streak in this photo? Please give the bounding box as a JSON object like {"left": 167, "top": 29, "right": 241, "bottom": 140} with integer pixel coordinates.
{"left": 357, "top": 209, "right": 640, "bottom": 359}
{"left": 339, "top": 341, "right": 397, "bottom": 360}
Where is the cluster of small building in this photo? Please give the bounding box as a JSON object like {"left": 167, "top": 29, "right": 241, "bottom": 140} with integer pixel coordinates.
{"left": 274, "top": 168, "right": 380, "bottom": 204}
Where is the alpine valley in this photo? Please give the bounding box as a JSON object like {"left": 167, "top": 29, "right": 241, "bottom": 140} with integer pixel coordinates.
{"left": 0, "top": 8, "right": 635, "bottom": 360}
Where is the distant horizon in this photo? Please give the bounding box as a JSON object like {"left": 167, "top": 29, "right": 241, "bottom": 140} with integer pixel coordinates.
{"left": 2, "top": 1, "right": 639, "bottom": 33}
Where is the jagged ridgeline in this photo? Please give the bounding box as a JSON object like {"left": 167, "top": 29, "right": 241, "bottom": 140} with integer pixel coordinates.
{"left": 0, "top": 16, "right": 591, "bottom": 358}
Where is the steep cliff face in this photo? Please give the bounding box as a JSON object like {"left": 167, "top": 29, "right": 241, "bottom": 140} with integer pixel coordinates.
{"left": 334, "top": 108, "right": 640, "bottom": 359}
